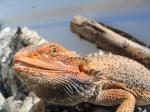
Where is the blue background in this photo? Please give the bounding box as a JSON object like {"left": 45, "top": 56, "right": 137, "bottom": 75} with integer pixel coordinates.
{"left": 0, "top": 0, "right": 150, "bottom": 54}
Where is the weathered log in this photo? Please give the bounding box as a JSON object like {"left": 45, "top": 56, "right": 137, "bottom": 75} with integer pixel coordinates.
{"left": 71, "top": 15, "right": 150, "bottom": 70}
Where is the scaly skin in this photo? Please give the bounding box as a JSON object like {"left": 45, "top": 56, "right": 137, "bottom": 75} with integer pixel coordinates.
{"left": 13, "top": 43, "right": 150, "bottom": 112}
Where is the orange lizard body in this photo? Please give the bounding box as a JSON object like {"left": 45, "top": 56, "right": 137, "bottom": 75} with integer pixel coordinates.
{"left": 13, "top": 43, "right": 150, "bottom": 112}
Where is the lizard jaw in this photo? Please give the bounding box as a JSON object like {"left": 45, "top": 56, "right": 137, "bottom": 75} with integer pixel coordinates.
{"left": 13, "top": 56, "right": 80, "bottom": 73}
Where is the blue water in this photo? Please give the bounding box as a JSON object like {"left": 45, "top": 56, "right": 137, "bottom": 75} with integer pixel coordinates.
{"left": 0, "top": 0, "right": 150, "bottom": 54}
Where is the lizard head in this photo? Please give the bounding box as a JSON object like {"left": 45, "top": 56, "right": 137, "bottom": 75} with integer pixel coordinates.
{"left": 13, "top": 43, "right": 79, "bottom": 72}
{"left": 13, "top": 43, "right": 94, "bottom": 104}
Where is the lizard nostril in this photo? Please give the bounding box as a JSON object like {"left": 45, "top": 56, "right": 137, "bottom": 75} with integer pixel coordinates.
{"left": 31, "top": 53, "right": 39, "bottom": 58}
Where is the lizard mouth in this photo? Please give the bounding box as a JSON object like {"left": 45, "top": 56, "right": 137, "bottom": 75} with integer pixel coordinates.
{"left": 13, "top": 56, "right": 77, "bottom": 73}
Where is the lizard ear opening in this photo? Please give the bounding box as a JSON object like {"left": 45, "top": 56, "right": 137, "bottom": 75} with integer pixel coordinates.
{"left": 78, "top": 59, "right": 90, "bottom": 74}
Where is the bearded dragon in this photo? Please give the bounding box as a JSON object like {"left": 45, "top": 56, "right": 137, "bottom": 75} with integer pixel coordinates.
{"left": 13, "top": 43, "right": 150, "bottom": 112}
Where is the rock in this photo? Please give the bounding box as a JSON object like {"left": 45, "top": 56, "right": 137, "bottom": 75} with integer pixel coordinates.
{"left": 0, "top": 27, "right": 46, "bottom": 112}
{"left": 0, "top": 27, "right": 47, "bottom": 97}
{"left": 0, "top": 92, "right": 6, "bottom": 111}
{"left": 3, "top": 92, "right": 39, "bottom": 112}
{"left": 3, "top": 96, "right": 23, "bottom": 112}
{"left": 20, "top": 92, "right": 40, "bottom": 112}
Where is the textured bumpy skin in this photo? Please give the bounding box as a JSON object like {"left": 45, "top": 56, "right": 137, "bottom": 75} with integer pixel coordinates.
{"left": 13, "top": 43, "right": 150, "bottom": 112}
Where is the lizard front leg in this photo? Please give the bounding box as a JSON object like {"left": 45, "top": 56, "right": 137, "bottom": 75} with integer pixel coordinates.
{"left": 88, "top": 89, "right": 136, "bottom": 112}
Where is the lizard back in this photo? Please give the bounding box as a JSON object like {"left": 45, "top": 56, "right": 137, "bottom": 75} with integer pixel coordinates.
{"left": 86, "top": 54, "right": 150, "bottom": 92}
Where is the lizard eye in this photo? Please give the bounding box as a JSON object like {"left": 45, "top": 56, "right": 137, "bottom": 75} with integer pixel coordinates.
{"left": 49, "top": 47, "right": 58, "bottom": 57}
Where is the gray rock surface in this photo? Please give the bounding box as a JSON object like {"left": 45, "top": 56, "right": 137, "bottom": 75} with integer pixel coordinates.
{"left": 0, "top": 27, "right": 47, "bottom": 97}
{"left": 0, "top": 92, "right": 5, "bottom": 112}
{"left": 3, "top": 92, "right": 39, "bottom": 112}
{"left": 0, "top": 27, "right": 46, "bottom": 112}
